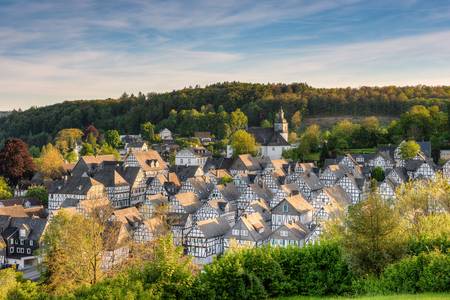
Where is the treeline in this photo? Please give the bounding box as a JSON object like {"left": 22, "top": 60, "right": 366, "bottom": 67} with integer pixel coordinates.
{"left": 1, "top": 82, "right": 450, "bottom": 147}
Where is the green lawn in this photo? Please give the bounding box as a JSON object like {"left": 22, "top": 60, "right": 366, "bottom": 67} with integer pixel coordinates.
{"left": 277, "top": 293, "right": 450, "bottom": 300}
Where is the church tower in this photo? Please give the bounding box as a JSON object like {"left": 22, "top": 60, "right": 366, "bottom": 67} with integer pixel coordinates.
{"left": 274, "top": 107, "right": 288, "bottom": 141}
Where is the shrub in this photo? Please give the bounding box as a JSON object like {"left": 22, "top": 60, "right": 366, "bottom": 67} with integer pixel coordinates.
{"left": 199, "top": 242, "right": 354, "bottom": 299}
{"left": 199, "top": 251, "right": 268, "bottom": 300}
{"left": 381, "top": 251, "right": 450, "bottom": 294}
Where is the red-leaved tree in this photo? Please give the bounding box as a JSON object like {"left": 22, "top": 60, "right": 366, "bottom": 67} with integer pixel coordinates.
{"left": 0, "top": 138, "right": 35, "bottom": 185}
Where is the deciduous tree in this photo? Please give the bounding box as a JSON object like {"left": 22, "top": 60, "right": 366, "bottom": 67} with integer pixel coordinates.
{"left": 0, "top": 176, "right": 12, "bottom": 200}
{"left": 399, "top": 140, "right": 420, "bottom": 160}
{"left": 36, "top": 144, "right": 65, "bottom": 179}
{"left": 230, "top": 109, "right": 248, "bottom": 133}
{"left": 0, "top": 138, "right": 35, "bottom": 185}
{"left": 230, "top": 130, "right": 258, "bottom": 156}
{"left": 104, "top": 130, "right": 121, "bottom": 149}
{"left": 342, "top": 191, "right": 406, "bottom": 275}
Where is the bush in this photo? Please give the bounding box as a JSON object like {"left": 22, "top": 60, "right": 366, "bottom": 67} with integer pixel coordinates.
{"left": 380, "top": 251, "right": 450, "bottom": 294}
{"left": 199, "top": 242, "right": 354, "bottom": 299}
{"left": 199, "top": 251, "right": 268, "bottom": 300}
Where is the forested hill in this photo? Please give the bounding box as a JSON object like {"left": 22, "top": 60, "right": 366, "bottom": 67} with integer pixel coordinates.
{"left": 1, "top": 82, "right": 450, "bottom": 146}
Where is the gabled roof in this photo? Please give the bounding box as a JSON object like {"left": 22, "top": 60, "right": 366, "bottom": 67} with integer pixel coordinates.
{"left": 117, "top": 166, "right": 143, "bottom": 186}
{"left": 128, "top": 150, "right": 167, "bottom": 172}
{"left": 239, "top": 212, "right": 271, "bottom": 241}
{"left": 170, "top": 165, "right": 203, "bottom": 181}
{"left": 111, "top": 207, "right": 142, "bottom": 225}
{"left": 0, "top": 216, "right": 47, "bottom": 241}
{"left": 94, "top": 168, "right": 129, "bottom": 187}
{"left": 231, "top": 154, "right": 262, "bottom": 172}
{"left": 247, "top": 127, "right": 290, "bottom": 146}
{"left": 322, "top": 186, "right": 352, "bottom": 207}
{"left": 217, "top": 183, "right": 240, "bottom": 202}
{"left": 203, "top": 157, "right": 234, "bottom": 172}
{"left": 271, "top": 221, "right": 310, "bottom": 240}
{"left": 174, "top": 192, "right": 201, "bottom": 214}
{"left": 197, "top": 216, "right": 230, "bottom": 239}
{"left": 49, "top": 175, "right": 104, "bottom": 195}
{"left": 81, "top": 155, "right": 116, "bottom": 165}
{"left": 276, "top": 194, "right": 313, "bottom": 214}
{"left": 299, "top": 172, "right": 323, "bottom": 191}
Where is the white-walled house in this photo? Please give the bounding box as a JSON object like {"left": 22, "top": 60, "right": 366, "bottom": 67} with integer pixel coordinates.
{"left": 175, "top": 147, "right": 210, "bottom": 167}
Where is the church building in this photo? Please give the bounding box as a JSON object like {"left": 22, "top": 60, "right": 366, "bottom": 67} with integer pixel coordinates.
{"left": 247, "top": 108, "right": 292, "bottom": 159}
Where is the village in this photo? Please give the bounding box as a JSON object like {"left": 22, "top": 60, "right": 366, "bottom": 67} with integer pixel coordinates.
{"left": 1, "top": 108, "right": 447, "bottom": 275}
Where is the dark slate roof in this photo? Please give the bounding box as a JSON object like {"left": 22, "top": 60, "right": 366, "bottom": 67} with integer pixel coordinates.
{"left": 404, "top": 159, "right": 426, "bottom": 172}
{"left": 299, "top": 172, "right": 323, "bottom": 191}
{"left": 203, "top": 157, "right": 234, "bottom": 172}
{"left": 218, "top": 184, "right": 240, "bottom": 202}
{"left": 48, "top": 175, "right": 103, "bottom": 195}
{"left": 170, "top": 165, "right": 203, "bottom": 182}
{"left": 0, "top": 216, "right": 47, "bottom": 241}
{"left": 117, "top": 166, "right": 142, "bottom": 186}
{"left": 247, "top": 127, "right": 290, "bottom": 146}
{"left": 93, "top": 166, "right": 129, "bottom": 188}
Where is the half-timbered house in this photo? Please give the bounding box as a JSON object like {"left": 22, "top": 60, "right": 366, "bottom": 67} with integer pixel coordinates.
{"left": 271, "top": 194, "right": 313, "bottom": 230}
{"left": 267, "top": 221, "right": 309, "bottom": 247}
{"left": 184, "top": 216, "right": 230, "bottom": 264}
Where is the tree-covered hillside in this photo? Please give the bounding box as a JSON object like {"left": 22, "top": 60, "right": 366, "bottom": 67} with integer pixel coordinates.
{"left": 1, "top": 82, "right": 450, "bottom": 146}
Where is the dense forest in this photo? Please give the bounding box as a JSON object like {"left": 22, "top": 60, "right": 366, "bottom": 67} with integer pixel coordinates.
{"left": 1, "top": 82, "right": 450, "bottom": 147}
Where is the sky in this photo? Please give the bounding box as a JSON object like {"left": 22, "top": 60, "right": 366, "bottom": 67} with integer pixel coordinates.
{"left": 1, "top": 0, "right": 450, "bottom": 110}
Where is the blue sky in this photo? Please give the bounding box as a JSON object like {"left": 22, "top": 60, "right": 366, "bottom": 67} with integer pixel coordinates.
{"left": 1, "top": 0, "right": 450, "bottom": 110}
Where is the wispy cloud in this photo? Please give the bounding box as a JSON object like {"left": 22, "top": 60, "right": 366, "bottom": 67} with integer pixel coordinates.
{"left": 0, "top": 0, "right": 449, "bottom": 110}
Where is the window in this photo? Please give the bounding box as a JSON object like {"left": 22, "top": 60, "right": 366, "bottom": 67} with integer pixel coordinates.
{"left": 280, "top": 230, "right": 288, "bottom": 237}
{"left": 20, "top": 239, "right": 24, "bottom": 245}
{"left": 10, "top": 247, "right": 14, "bottom": 253}
{"left": 10, "top": 238, "right": 14, "bottom": 244}
{"left": 241, "top": 230, "right": 248, "bottom": 236}
{"left": 283, "top": 203, "right": 289, "bottom": 213}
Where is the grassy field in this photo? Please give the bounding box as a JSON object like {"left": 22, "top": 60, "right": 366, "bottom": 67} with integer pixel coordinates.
{"left": 277, "top": 294, "right": 450, "bottom": 300}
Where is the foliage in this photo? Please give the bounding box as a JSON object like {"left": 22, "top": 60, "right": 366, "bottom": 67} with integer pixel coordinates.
{"left": 25, "top": 185, "right": 49, "bottom": 207}
{"left": 0, "top": 268, "right": 40, "bottom": 300}
{"left": 200, "top": 243, "right": 354, "bottom": 299}
{"left": 0, "top": 176, "right": 13, "bottom": 200}
{"left": 141, "top": 121, "right": 156, "bottom": 143}
{"left": 341, "top": 191, "right": 407, "bottom": 275}
{"left": 1, "top": 83, "right": 449, "bottom": 149}
{"left": 291, "top": 110, "right": 302, "bottom": 130}
{"left": 371, "top": 167, "right": 385, "bottom": 182}
{"left": 64, "top": 150, "right": 78, "bottom": 163}
{"left": 72, "top": 235, "right": 197, "bottom": 300}
{"left": 398, "top": 140, "right": 420, "bottom": 160}
{"left": 28, "top": 146, "right": 41, "bottom": 158}
{"left": 0, "top": 138, "right": 35, "bottom": 185}
{"left": 260, "top": 119, "right": 272, "bottom": 128}
{"left": 380, "top": 251, "right": 450, "bottom": 294}
{"left": 98, "top": 143, "right": 120, "bottom": 159}
{"left": 230, "top": 130, "right": 258, "bottom": 156}
{"left": 83, "top": 125, "right": 99, "bottom": 142}
{"left": 55, "top": 128, "right": 83, "bottom": 155}
{"left": 104, "top": 129, "right": 121, "bottom": 149}
{"left": 219, "top": 175, "right": 233, "bottom": 185}
{"left": 35, "top": 143, "right": 65, "bottom": 179}
{"left": 41, "top": 210, "right": 107, "bottom": 295}
{"left": 230, "top": 108, "right": 248, "bottom": 134}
